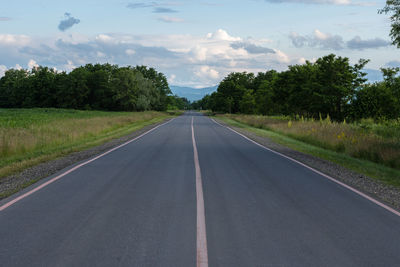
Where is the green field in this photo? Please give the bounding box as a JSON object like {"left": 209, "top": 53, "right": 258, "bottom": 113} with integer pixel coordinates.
{"left": 0, "top": 108, "right": 175, "bottom": 179}
{"left": 217, "top": 114, "right": 400, "bottom": 187}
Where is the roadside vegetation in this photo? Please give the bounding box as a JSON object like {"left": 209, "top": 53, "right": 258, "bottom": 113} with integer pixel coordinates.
{"left": 221, "top": 114, "right": 400, "bottom": 170}
{"left": 0, "top": 108, "right": 176, "bottom": 179}
{"left": 193, "top": 53, "right": 400, "bottom": 185}
{"left": 218, "top": 116, "right": 400, "bottom": 187}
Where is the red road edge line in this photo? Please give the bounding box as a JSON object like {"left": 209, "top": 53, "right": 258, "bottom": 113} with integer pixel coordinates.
{"left": 192, "top": 117, "right": 209, "bottom": 267}
{"left": 0, "top": 118, "right": 175, "bottom": 212}
{"left": 211, "top": 118, "right": 400, "bottom": 217}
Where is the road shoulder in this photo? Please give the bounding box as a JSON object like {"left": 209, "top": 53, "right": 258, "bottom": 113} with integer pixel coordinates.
{"left": 214, "top": 117, "right": 400, "bottom": 211}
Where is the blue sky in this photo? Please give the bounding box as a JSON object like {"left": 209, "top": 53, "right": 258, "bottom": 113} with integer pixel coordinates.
{"left": 0, "top": 0, "right": 398, "bottom": 87}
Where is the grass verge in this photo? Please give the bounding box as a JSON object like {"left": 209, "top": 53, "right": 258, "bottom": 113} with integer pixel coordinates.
{"left": 0, "top": 108, "right": 178, "bottom": 179}
{"left": 217, "top": 116, "right": 400, "bottom": 187}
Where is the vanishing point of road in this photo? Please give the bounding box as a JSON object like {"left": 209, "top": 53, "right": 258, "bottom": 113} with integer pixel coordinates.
{"left": 1, "top": 112, "right": 400, "bottom": 266}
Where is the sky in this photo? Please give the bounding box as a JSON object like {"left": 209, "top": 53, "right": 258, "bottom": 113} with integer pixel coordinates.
{"left": 0, "top": 0, "right": 398, "bottom": 87}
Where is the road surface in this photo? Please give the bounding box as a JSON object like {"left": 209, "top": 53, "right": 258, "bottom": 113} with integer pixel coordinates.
{"left": 1, "top": 112, "right": 399, "bottom": 266}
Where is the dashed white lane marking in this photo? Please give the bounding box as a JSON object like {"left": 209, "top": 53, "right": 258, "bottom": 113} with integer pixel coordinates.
{"left": 192, "top": 116, "right": 209, "bottom": 267}
{"left": 211, "top": 118, "right": 400, "bottom": 217}
{"left": 0, "top": 118, "right": 175, "bottom": 212}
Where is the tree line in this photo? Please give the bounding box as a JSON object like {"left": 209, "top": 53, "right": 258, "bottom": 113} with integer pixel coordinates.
{"left": 0, "top": 63, "right": 188, "bottom": 111}
{"left": 192, "top": 54, "right": 400, "bottom": 121}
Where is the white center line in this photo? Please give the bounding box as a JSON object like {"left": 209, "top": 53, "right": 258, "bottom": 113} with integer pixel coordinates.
{"left": 191, "top": 116, "right": 209, "bottom": 267}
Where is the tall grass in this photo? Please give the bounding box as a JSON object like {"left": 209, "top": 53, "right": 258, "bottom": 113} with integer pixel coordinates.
{"left": 0, "top": 108, "right": 171, "bottom": 178}
{"left": 222, "top": 114, "right": 400, "bottom": 171}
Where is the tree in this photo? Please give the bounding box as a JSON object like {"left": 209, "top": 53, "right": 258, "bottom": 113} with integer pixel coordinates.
{"left": 111, "top": 68, "right": 140, "bottom": 111}
{"left": 0, "top": 63, "right": 171, "bottom": 112}
{"left": 350, "top": 83, "right": 398, "bottom": 119}
{"left": 283, "top": 62, "right": 318, "bottom": 117}
{"left": 254, "top": 71, "right": 278, "bottom": 115}
{"left": 0, "top": 69, "right": 29, "bottom": 107}
{"left": 135, "top": 76, "right": 157, "bottom": 111}
{"left": 379, "top": 0, "right": 400, "bottom": 47}
{"left": 85, "top": 64, "right": 114, "bottom": 110}
{"left": 192, "top": 94, "right": 211, "bottom": 110}
{"left": 198, "top": 54, "right": 370, "bottom": 120}
{"left": 57, "top": 67, "right": 90, "bottom": 109}
{"left": 314, "top": 54, "right": 368, "bottom": 120}
{"left": 166, "top": 95, "right": 190, "bottom": 110}
{"left": 28, "top": 66, "right": 57, "bottom": 108}
{"left": 216, "top": 72, "right": 254, "bottom": 113}
{"left": 239, "top": 89, "right": 255, "bottom": 114}
{"left": 134, "top": 66, "right": 171, "bottom": 111}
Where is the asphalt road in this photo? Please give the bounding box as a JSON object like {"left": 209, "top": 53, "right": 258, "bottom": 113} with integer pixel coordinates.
{"left": 1, "top": 112, "right": 400, "bottom": 266}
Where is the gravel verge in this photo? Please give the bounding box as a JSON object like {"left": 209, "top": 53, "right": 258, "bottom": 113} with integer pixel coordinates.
{"left": 216, "top": 118, "right": 400, "bottom": 211}
{"left": 0, "top": 118, "right": 172, "bottom": 199}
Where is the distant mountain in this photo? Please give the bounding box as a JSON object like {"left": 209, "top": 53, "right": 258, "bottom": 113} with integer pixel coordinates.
{"left": 170, "top": 85, "right": 218, "bottom": 101}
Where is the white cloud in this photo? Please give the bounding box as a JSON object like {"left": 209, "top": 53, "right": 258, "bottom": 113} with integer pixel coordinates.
{"left": 125, "top": 49, "right": 136, "bottom": 55}
{"left": 290, "top": 30, "right": 344, "bottom": 50}
{"left": 28, "top": 59, "right": 39, "bottom": 69}
{"left": 207, "top": 29, "right": 241, "bottom": 42}
{"left": 58, "top": 33, "right": 90, "bottom": 45}
{"left": 64, "top": 60, "right": 76, "bottom": 72}
{"left": 0, "top": 34, "right": 30, "bottom": 46}
{"left": 298, "top": 57, "right": 307, "bottom": 64}
{"left": 97, "top": 51, "right": 106, "bottom": 57}
{"left": 314, "top": 29, "right": 328, "bottom": 40}
{"left": 190, "top": 46, "right": 208, "bottom": 62}
{"left": 195, "top": 66, "right": 220, "bottom": 80}
{"left": 275, "top": 50, "right": 290, "bottom": 63}
{"left": 0, "top": 65, "right": 7, "bottom": 77}
{"left": 169, "top": 74, "right": 176, "bottom": 83}
{"left": 95, "top": 34, "right": 114, "bottom": 43}
{"left": 0, "top": 29, "right": 300, "bottom": 87}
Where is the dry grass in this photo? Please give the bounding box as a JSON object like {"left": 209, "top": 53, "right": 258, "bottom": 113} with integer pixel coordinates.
{"left": 0, "top": 109, "right": 171, "bottom": 178}
{"left": 222, "top": 114, "right": 400, "bottom": 171}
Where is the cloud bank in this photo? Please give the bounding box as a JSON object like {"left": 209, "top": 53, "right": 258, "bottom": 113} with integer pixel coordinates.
{"left": 347, "top": 36, "right": 390, "bottom": 50}
{"left": 230, "top": 42, "right": 275, "bottom": 54}
{"left": 290, "top": 30, "right": 390, "bottom": 50}
{"left": 0, "top": 30, "right": 298, "bottom": 87}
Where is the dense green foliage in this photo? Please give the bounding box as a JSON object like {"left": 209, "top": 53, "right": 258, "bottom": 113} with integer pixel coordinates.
{"left": 380, "top": 0, "right": 400, "bottom": 47}
{"left": 194, "top": 54, "right": 400, "bottom": 121}
{"left": 166, "top": 95, "right": 191, "bottom": 110}
{"left": 0, "top": 64, "right": 186, "bottom": 111}
{"left": 220, "top": 115, "right": 400, "bottom": 187}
